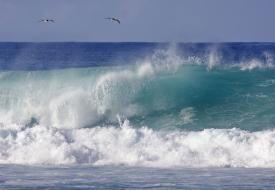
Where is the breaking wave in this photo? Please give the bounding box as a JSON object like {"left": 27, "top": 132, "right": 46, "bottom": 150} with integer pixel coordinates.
{"left": 1, "top": 44, "right": 275, "bottom": 167}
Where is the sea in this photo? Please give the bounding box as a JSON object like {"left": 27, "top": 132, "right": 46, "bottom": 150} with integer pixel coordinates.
{"left": 1, "top": 42, "right": 275, "bottom": 189}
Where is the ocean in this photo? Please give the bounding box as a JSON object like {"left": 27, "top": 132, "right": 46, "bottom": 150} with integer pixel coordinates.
{"left": 1, "top": 42, "right": 275, "bottom": 189}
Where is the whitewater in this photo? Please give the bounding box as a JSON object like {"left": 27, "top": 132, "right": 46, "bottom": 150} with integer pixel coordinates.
{"left": 0, "top": 44, "right": 275, "bottom": 168}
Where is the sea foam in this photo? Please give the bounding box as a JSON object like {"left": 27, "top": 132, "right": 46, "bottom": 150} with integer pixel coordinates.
{"left": 1, "top": 120, "right": 275, "bottom": 167}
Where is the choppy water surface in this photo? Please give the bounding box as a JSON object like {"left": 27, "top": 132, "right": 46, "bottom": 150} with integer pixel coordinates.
{"left": 1, "top": 165, "right": 275, "bottom": 190}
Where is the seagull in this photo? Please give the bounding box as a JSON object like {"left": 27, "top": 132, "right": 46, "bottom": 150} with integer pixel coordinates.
{"left": 105, "top": 17, "right": 120, "bottom": 24}
{"left": 39, "top": 19, "right": 55, "bottom": 23}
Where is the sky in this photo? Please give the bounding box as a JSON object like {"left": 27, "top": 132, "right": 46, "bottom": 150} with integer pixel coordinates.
{"left": 0, "top": 0, "right": 275, "bottom": 42}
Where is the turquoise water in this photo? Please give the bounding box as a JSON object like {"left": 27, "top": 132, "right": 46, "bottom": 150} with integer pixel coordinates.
{"left": 1, "top": 65, "right": 275, "bottom": 131}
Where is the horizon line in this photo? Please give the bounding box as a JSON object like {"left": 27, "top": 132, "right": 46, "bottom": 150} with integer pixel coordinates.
{"left": 0, "top": 41, "right": 275, "bottom": 43}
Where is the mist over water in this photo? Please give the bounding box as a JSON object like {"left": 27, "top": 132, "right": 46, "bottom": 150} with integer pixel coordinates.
{"left": 1, "top": 43, "right": 275, "bottom": 167}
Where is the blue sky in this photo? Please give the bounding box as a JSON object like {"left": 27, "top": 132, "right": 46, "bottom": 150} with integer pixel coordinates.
{"left": 0, "top": 0, "right": 275, "bottom": 42}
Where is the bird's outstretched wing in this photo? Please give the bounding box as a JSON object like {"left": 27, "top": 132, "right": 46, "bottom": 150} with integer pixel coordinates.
{"left": 105, "top": 17, "right": 120, "bottom": 24}
{"left": 113, "top": 18, "right": 120, "bottom": 24}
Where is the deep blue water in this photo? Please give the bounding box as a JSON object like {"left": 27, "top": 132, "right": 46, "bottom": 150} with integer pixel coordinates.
{"left": 1, "top": 42, "right": 275, "bottom": 189}
{"left": 1, "top": 42, "right": 275, "bottom": 70}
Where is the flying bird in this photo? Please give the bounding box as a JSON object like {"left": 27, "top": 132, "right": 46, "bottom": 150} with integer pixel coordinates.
{"left": 105, "top": 17, "right": 120, "bottom": 24}
{"left": 39, "top": 19, "right": 55, "bottom": 23}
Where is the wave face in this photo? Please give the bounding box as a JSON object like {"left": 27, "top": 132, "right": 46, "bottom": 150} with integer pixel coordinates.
{"left": 1, "top": 42, "right": 275, "bottom": 167}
